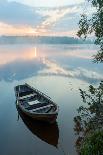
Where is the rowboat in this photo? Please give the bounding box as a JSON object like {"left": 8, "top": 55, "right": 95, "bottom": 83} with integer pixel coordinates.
{"left": 14, "top": 83, "right": 58, "bottom": 123}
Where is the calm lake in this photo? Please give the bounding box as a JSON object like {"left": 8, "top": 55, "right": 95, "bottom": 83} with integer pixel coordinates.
{"left": 0, "top": 44, "right": 102, "bottom": 155}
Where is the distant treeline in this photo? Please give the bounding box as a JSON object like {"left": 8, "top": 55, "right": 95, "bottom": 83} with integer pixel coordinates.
{"left": 0, "top": 36, "right": 93, "bottom": 44}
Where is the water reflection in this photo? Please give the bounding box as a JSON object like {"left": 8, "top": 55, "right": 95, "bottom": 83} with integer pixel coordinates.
{"left": 1, "top": 44, "right": 103, "bottom": 155}
{"left": 0, "top": 45, "right": 103, "bottom": 83}
{"left": 16, "top": 105, "right": 59, "bottom": 148}
{"left": 0, "top": 47, "right": 38, "bottom": 65}
{"left": 0, "top": 58, "right": 47, "bottom": 82}
{"left": 0, "top": 58, "right": 103, "bottom": 83}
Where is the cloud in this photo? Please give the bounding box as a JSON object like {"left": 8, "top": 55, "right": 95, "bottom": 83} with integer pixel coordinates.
{"left": 0, "top": 1, "right": 44, "bottom": 26}
{"left": 35, "top": 9, "right": 70, "bottom": 34}
{"left": 0, "top": 1, "right": 84, "bottom": 36}
{"left": 35, "top": 5, "right": 82, "bottom": 34}
{"left": 8, "top": 0, "right": 84, "bottom": 7}
{"left": 0, "top": 22, "right": 40, "bottom": 35}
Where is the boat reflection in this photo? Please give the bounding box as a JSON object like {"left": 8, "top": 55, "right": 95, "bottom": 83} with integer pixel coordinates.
{"left": 16, "top": 105, "right": 59, "bottom": 148}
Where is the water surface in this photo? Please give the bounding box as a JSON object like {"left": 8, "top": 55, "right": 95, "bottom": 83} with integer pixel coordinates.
{"left": 0, "top": 44, "right": 102, "bottom": 155}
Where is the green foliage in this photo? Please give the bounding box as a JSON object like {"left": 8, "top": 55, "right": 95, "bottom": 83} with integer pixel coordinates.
{"left": 77, "top": 14, "right": 90, "bottom": 39}
{"left": 74, "top": 81, "right": 103, "bottom": 154}
{"left": 81, "top": 130, "right": 103, "bottom": 155}
{"left": 76, "top": 81, "right": 103, "bottom": 131}
{"left": 77, "top": 0, "right": 103, "bottom": 63}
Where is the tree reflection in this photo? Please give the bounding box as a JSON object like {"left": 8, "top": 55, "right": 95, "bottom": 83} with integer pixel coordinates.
{"left": 74, "top": 81, "right": 103, "bottom": 154}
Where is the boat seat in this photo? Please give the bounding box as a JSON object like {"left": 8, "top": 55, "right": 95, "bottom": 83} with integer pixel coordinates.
{"left": 18, "top": 93, "right": 37, "bottom": 100}
{"left": 29, "top": 104, "right": 54, "bottom": 112}
{"left": 26, "top": 102, "right": 49, "bottom": 110}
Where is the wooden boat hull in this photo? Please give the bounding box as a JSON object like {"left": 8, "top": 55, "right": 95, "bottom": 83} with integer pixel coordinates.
{"left": 15, "top": 84, "right": 58, "bottom": 123}
{"left": 16, "top": 101, "right": 58, "bottom": 123}
{"left": 21, "top": 105, "right": 57, "bottom": 123}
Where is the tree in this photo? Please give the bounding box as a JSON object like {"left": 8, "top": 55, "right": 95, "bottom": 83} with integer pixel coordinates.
{"left": 77, "top": 0, "right": 103, "bottom": 63}
{"left": 80, "top": 130, "right": 103, "bottom": 155}
{"left": 74, "top": 81, "right": 103, "bottom": 154}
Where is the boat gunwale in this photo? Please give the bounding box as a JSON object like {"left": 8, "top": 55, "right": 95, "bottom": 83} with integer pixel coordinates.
{"left": 15, "top": 83, "right": 59, "bottom": 116}
{"left": 25, "top": 83, "right": 51, "bottom": 100}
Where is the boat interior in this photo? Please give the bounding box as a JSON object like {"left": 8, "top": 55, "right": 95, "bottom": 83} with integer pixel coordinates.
{"left": 15, "top": 84, "right": 57, "bottom": 114}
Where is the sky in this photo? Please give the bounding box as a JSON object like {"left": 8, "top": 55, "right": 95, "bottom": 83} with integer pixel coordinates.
{"left": 8, "top": 0, "right": 84, "bottom": 7}
{"left": 0, "top": 0, "right": 88, "bottom": 36}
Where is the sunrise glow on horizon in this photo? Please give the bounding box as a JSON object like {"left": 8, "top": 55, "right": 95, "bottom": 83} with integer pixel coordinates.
{"left": 0, "top": 0, "right": 87, "bottom": 37}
